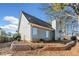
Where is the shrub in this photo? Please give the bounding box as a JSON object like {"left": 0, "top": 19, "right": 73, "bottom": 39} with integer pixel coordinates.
{"left": 0, "top": 35, "right": 8, "bottom": 43}
{"left": 0, "top": 35, "right": 14, "bottom": 43}
{"left": 7, "top": 37, "right": 13, "bottom": 42}
{"left": 13, "top": 33, "right": 21, "bottom": 41}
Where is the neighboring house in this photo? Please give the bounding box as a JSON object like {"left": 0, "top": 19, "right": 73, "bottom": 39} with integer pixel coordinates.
{"left": 18, "top": 11, "right": 55, "bottom": 42}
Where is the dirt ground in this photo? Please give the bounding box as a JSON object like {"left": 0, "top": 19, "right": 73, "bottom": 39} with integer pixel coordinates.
{"left": 0, "top": 41, "right": 79, "bottom": 56}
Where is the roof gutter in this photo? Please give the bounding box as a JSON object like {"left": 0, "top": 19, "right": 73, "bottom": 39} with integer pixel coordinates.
{"left": 30, "top": 23, "right": 53, "bottom": 31}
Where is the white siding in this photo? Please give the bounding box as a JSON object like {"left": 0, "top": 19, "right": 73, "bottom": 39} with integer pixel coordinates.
{"left": 52, "top": 19, "right": 63, "bottom": 40}
{"left": 52, "top": 19, "right": 67, "bottom": 40}
{"left": 52, "top": 20, "right": 58, "bottom": 40}
{"left": 19, "top": 12, "right": 53, "bottom": 42}
{"left": 52, "top": 20, "right": 56, "bottom": 30}
{"left": 19, "top": 13, "right": 32, "bottom": 41}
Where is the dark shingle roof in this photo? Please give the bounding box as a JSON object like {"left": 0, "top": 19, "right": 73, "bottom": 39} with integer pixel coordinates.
{"left": 22, "top": 11, "right": 52, "bottom": 29}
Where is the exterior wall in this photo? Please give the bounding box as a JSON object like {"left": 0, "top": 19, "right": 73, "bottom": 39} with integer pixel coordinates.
{"left": 52, "top": 20, "right": 58, "bottom": 40}
{"left": 48, "top": 30, "right": 54, "bottom": 41}
{"left": 19, "top": 12, "right": 53, "bottom": 42}
{"left": 50, "top": 30, "right": 55, "bottom": 41}
{"left": 19, "top": 13, "right": 32, "bottom": 42}
{"left": 32, "top": 27, "right": 52, "bottom": 41}
{"left": 37, "top": 28, "right": 46, "bottom": 40}
{"left": 52, "top": 19, "right": 64, "bottom": 40}
{"left": 55, "top": 19, "right": 60, "bottom": 40}
{"left": 31, "top": 27, "right": 38, "bottom": 41}
{"left": 52, "top": 19, "right": 74, "bottom": 40}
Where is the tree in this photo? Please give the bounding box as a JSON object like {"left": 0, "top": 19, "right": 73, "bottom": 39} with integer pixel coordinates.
{"left": 50, "top": 3, "right": 67, "bottom": 12}
{"left": 0, "top": 28, "right": 2, "bottom": 35}
{"left": 0, "top": 29, "right": 8, "bottom": 42}
{"left": 43, "top": 3, "right": 78, "bottom": 40}
{"left": 45, "top": 4, "right": 69, "bottom": 39}
{"left": 1, "top": 30, "right": 7, "bottom": 36}
{"left": 69, "top": 3, "right": 79, "bottom": 15}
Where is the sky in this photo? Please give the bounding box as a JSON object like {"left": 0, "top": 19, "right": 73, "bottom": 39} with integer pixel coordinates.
{"left": 0, "top": 3, "right": 48, "bottom": 33}
{"left": 0, "top": 3, "right": 78, "bottom": 34}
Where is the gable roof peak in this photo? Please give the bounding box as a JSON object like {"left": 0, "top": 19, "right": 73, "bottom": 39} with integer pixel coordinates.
{"left": 21, "top": 11, "right": 52, "bottom": 29}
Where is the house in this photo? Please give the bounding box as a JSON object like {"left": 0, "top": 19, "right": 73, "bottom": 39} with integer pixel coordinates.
{"left": 18, "top": 11, "right": 55, "bottom": 42}
{"left": 18, "top": 11, "right": 78, "bottom": 42}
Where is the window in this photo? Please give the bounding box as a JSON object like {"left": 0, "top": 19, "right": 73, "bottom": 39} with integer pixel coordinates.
{"left": 32, "top": 28, "right": 37, "bottom": 36}
{"left": 46, "top": 31, "right": 49, "bottom": 38}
